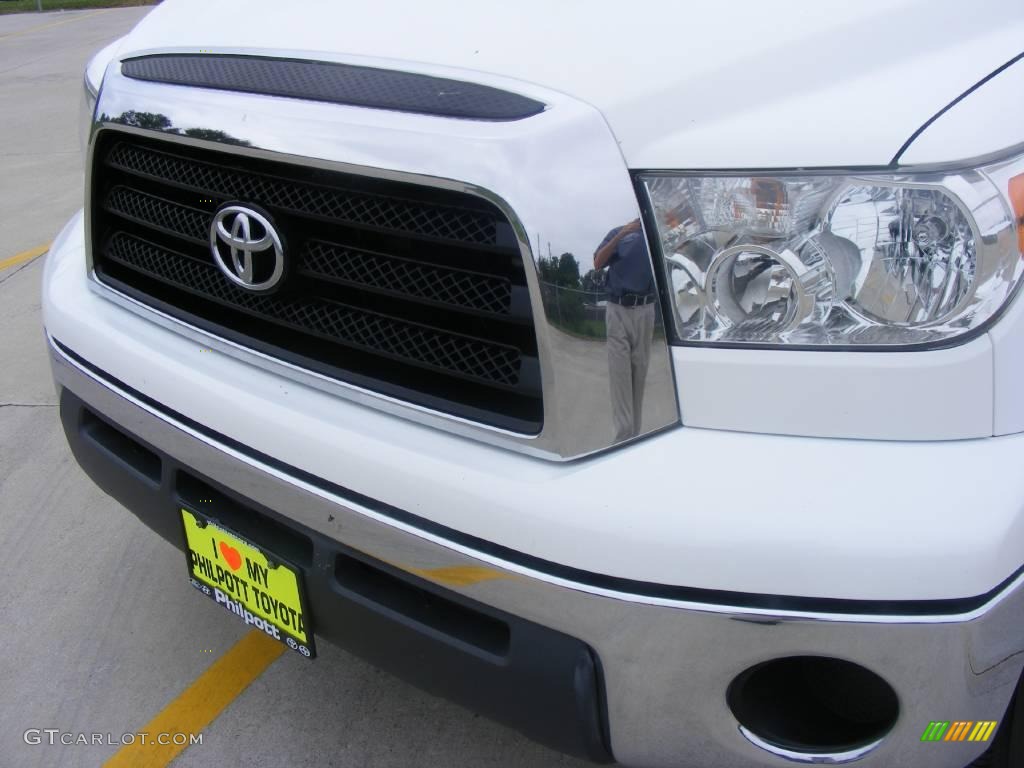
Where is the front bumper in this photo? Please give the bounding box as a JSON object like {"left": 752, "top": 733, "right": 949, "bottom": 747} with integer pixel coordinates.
{"left": 49, "top": 335, "right": 1024, "bottom": 768}
{"left": 55, "top": 375, "right": 610, "bottom": 762}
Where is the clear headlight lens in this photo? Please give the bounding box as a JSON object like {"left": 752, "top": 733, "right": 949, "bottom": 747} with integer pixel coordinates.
{"left": 640, "top": 151, "right": 1024, "bottom": 347}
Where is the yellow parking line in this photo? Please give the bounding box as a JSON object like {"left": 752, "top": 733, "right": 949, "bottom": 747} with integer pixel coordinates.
{"left": 408, "top": 564, "right": 513, "bottom": 588}
{"left": 0, "top": 243, "right": 48, "bottom": 271}
{"left": 0, "top": 8, "right": 111, "bottom": 42}
{"left": 102, "top": 630, "right": 285, "bottom": 768}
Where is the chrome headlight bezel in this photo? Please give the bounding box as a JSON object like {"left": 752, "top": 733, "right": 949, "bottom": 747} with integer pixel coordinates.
{"left": 637, "top": 146, "right": 1024, "bottom": 351}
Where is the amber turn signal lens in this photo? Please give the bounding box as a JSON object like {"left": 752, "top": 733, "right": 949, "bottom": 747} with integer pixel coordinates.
{"left": 1010, "top": 174, "right": 1024, "bottom": 254}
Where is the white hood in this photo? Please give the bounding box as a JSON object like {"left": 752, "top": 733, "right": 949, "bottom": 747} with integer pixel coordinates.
{"left": 116, "top": 0, "right": 1024, "bottom": 169}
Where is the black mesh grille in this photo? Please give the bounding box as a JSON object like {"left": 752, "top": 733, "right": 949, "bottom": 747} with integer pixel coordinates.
{"left": 106, "top": 187, "right": 209, "bottom": 242}
{"left": 302, "top": 241, "right": 513, "bottom": 315}
{"left": 91, "top": 133, "right": 541, "bottom": 432}
{"left": 106, "top": 233, "right": 522, "bottom": 385}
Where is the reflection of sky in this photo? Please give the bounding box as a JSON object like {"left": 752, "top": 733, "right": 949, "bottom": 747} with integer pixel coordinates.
{"left": 100, "top": 72, "right": 644, "bottom": 273}
{"left": 533, "top": 154, "right": 638, "bottom": 268}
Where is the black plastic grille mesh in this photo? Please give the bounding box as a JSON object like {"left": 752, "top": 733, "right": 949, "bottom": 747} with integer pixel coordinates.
{"left": 303, "top": 240, "right": 512, "bottom": 314}
{"left": 106, "top": 187, "right": 208, "bottom": 242}
{"left": 105, "top": 234, "right": 522, "bottom": 385}
{"left": 108, "top": 143, "right": 498, "bottom": 245}
{"left": 92, "top": 134, "right": 541, "bottom": 431}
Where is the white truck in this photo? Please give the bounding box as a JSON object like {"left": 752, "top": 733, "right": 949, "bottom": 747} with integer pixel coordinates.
{"left": 43, "top": 1, "right": 1024, "bottom": 766}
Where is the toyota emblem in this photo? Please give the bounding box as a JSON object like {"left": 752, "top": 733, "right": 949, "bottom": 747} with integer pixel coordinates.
{"left": 210, "top": 204, "right": 285, "bottom": 291}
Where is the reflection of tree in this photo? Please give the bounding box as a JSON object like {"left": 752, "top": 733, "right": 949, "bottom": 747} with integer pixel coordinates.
{"left": 98, "top": 112, "right": 252, "bottom": 147}
{"left": 536, "top": 253, "right": 606, "bottom": 337}
{"left": 111, "top": 110, "right": 174, "bottom": 131}
{"left": 537, "top": 252, "right": 581, "bottom": 289}
{"left": 181, "top": 127, "right": 252, "bottom": 146}
{"left": 580, "top": 268, "right": 606, "bottom": 293}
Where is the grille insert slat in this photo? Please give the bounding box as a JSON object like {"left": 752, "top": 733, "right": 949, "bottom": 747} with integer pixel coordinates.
{"left": 105, "top": 186, "right": 210, "bottom": 244}
{"left": 90, "top": 134, "right": 542, "bottom": 431}
{"left": 105, "top": 233, "right": 524, "bottom": 387}
{"left": 107, "top": 142, "right": 500, "bottom": 246}
{"left": 302, "top": 240, "right": 513, "bottom": 316}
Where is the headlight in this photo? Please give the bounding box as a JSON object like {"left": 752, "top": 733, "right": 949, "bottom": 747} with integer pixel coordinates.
{"left": 640, "top": 151, "right": 1024, "bottom": 348}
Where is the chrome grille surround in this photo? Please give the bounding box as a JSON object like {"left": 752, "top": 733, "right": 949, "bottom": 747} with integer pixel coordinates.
{"left": 86, "top": 50, "right": 680, "bottom": 459}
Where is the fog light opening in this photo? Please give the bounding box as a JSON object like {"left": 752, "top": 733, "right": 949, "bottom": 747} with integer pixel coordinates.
{"left": 727, "top": 656, "right": 899, "bottom": 756}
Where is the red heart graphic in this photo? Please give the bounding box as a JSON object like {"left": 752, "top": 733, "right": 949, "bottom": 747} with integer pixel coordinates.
{"left": 219, "top": 541, "right": 243, "bottom": 571}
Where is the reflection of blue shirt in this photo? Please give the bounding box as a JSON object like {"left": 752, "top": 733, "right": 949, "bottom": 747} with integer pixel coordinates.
{"left": 598, "top": 226, "right": 654, "bottom": 297}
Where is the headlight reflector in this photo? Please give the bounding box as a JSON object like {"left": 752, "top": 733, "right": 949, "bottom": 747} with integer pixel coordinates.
{"left": 641, "top": 152, "right": 1024, "bottom": 347}
{"left": 704, "top": 242, "right": 833, "bottom": 333}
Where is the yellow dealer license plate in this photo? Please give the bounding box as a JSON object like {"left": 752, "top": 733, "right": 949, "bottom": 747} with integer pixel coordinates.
{"left": 181, "top": 508, "right": 315, "bottom": 658}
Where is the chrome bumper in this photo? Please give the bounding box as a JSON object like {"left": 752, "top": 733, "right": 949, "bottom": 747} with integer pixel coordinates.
{"left": 49, "top": 336, "right": 1024, "bottom": 768}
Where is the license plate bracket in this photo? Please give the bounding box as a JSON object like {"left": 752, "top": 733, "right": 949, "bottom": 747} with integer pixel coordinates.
{"left": 180, "top": 507, "right": 315, "bottom": 658}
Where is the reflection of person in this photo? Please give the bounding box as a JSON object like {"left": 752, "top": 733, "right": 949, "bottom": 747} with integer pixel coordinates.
{"left": 594, "top": 219, "right": 656, "bottom": 441}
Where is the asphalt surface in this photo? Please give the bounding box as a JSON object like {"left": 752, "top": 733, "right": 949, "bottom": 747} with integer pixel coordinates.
{"left": 0, "top": 9, "right": 587, "bottom": 768}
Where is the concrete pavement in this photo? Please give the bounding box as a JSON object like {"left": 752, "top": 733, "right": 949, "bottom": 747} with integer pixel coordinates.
{"left": 0, "top": 8, "right": 587, "bottom": 768}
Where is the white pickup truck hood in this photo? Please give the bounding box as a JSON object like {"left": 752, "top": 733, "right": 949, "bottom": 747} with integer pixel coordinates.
{"left": 116, "top": 0, "right": 1024, "bottom": 169}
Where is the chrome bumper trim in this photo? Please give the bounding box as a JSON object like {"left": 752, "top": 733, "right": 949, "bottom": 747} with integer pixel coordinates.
{"left": 738, "top": 727, "right": 885, "bottom": 765}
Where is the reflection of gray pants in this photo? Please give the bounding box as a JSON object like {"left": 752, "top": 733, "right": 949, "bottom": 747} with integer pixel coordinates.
{"left": 607, "top": 301, "right": 655, "bottom": 442}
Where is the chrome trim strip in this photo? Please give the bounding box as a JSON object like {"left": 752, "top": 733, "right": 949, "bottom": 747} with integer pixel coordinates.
{"left": 86, "top": 51, "right": 681, "bottom": 460}
{"left": 49, "top": 333, "right": 1022, "bottom": 768}
{"left": 84, "top": 72, "right": 98, "bottom": 100}
{"left": 738, "top": 727, "right": 885, "bottom": 764}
